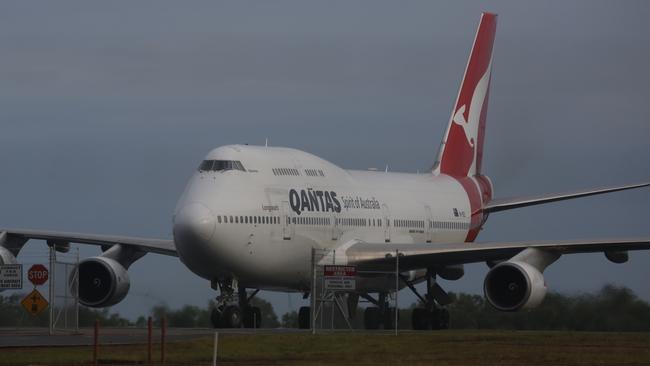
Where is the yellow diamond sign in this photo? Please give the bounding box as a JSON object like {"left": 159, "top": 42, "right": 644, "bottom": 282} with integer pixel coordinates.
{"left": 21, "top": 289, "right": 49, "bottom": 317}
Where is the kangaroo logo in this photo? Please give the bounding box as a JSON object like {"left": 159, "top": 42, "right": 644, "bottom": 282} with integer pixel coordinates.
{"left": 452, "top": 59, "right": 492, "bottom": 161}
{"left": 452, "top": 105, "right": 475, "bottom": 148}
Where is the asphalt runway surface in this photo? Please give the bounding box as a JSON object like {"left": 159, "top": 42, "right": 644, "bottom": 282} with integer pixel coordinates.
{"left": 0, "top": 327, "right": 305, "bottom": 348}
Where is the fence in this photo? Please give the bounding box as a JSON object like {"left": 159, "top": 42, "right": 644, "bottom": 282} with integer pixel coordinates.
{"left": 310, "top": 248, "right": 401, "bottom": 333}
{"left": 0, "top": 246, "right": 79, "bottom": 333}
{"left": 50, "top": 246, "right": 80, "bottom": 334}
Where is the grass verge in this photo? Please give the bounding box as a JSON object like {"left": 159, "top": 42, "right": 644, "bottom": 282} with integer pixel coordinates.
{"left": 2, "top": 330, "right": 650, "bottom": 365}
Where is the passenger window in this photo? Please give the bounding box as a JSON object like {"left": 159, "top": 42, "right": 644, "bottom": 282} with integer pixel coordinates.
{"left": 217, "top": 216, "right": 222, "bottom": 224}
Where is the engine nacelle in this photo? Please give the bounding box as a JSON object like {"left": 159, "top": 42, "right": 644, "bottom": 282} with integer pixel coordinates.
{"left": 0, "top": 246, "right": 17, "bottom": 265}
{"left": 483, "top": 260, "right": 547, "bottom": 311}
{"left": 436, "top": 264, "right": 465, "bottom": 281}
{"left": 73, "top": 256, "right": 130, "bottom": 307}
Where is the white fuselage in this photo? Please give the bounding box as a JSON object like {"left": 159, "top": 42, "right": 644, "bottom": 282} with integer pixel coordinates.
{"left": 173, "top": 145, "right": 475, "bottom": 292}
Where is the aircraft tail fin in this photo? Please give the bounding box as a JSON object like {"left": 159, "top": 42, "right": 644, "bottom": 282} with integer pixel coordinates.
{"left": 433, "top": 12, "right": 497, "bottom": 177}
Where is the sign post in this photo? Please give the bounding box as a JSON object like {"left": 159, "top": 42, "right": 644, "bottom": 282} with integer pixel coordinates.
{"left": 21, "top": 288, "right": 49, "bottom": 316}
{"left": 21, "top": 262, "right": 51, "bottom": 328}
{"left": 0, "top": 264, "right": 22, "bottom": 289}
{"left": 27, "top": 264, "right": 49, "bottom": 286}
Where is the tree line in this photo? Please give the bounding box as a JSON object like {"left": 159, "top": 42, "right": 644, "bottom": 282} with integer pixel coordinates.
{"left": 2, "top": 284, "right": 650, "bottom": 331}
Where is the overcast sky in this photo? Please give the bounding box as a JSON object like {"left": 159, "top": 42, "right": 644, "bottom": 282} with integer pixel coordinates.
{"left": 1, "top": 1, "right": 649, "bottom": 320}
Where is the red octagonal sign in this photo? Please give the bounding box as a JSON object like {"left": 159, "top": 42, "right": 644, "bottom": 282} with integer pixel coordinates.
{"left": 28, "top": 264, "right": 49, "bottom": 286}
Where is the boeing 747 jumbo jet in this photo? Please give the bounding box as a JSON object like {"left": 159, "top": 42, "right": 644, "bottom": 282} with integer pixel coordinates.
{"left": 2, "top": 12, "right": 649, "bottom": 330}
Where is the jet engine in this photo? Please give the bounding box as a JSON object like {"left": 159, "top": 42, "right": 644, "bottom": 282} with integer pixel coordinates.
{"left": 75, "top": 256, "right": 131, "bottom": 307}
{"left": 483, "top": 260, "right": 547, "bottom": 311}
{"left": 0, "top": 246, "right": 17, "bottom": 265}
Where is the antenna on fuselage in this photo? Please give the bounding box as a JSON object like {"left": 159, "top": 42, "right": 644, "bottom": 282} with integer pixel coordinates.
{"left": 385, "top": 165, "right": 389, "bottom": 173}
{"left": 265, "top": 138, "right": 268, "bottom": 147}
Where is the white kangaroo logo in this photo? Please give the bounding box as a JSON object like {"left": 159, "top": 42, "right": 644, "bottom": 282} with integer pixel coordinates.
{"left": 452, "top": 105, "right": 474, "bottom": 148}
{"left": 451, "top": 59, "right": 492, "bottom": 153}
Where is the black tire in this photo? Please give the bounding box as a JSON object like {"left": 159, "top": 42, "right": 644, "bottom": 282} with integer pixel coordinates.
{"left": 242, "top": 306, "right": 262, "bottom": 328}
{"left": 383, "top": 307, "right": 399, "bottom": 330}
{"left": 253, "top": 307, "right": 262, "bottom": 328}
{"left": 211, "top": 307, "right": 222, "bottom": 328}
{"left": 298, "top": 306, "right": 311, "bottom": 329}
{"left": 364, "top": 307, "right": 381, "bottom": 330}
{"left": 221, "top": 305, "right": 242, "bottom": 328}
{"left": 439, "top": 308, "right": 450, "bottom": 329}
{"left": 411, "top": 308, "right": 430, "bottom": 330}
{"left": 430, "top": 307, "right": 441, "bottom": 330}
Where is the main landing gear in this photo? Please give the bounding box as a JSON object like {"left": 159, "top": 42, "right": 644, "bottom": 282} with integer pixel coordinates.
{"left": 210, "top": 277, "right": 262, "bottom": 328}
{"left": 404, "top": 269, "right": 451, "bottom": 330}
{"left": 360, "top": 293, "right": 399, "bottom": 330}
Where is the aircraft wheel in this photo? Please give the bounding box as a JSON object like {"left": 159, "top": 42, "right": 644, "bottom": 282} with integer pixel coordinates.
{"left": 253, "top": 307, "right": 262, "bottom": 328}
{"left": 430, "top": 307, "right": 442, "bottom": 330}
{"left": 412, "top": 308, "right": 430, "bottom": 330}
{"left": 221, "top": 305, "right": 242, "bottom": 328}
{"left": 243, "top": 306, "right": 262, "bottom": 328}
{"left": 439, "top": 308, "right": 450, "bottom": 329}
{"left": 210, "top": 307, "right": 222, "bottom": 328}
{"left": 298, "top": 306, "right": 311, "bottom": 329}
{"left": 383, "top": 307, "right": 399, "bottom": 330}
{"left": 364, "top": 307, "right": 381, "bottom": 329}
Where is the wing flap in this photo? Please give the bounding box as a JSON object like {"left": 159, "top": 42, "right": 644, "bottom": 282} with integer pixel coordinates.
{"left": 344, "top": 238, "right": 650, "bottom": 271}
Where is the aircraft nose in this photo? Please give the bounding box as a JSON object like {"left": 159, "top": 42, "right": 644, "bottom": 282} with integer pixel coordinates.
{"left": 173, "top": 203, "right": 215, "bottom": 243}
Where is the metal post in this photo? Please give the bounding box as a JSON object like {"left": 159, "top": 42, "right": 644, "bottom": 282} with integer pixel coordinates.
{"left": 395, "top": 249, "right": 399, "bottom": 336}
{"left": 331, "top": 249, "right": 335, "bottom": 330}
{"left": 311, "top": 247, "right": 317, "bottom": 335}
{"left": 75, "top": 247, "right": 80, "bottom": 332}
{"left": 212, "top": 332, "right": 219, "bottom": 366}
{"left": 64, "top": 262, "right": 68, "bottom": 329}
{"left": 147, "top": 317, "right": 152, "bottom": 364}
{"left": 49, "top": 245, "right": 55, "bottom": 335}
{"left": 161, "top": 317, "right": 166, "bottom": 364}
{"left": 93, "top": 319, "right": 99, "bottom": 366}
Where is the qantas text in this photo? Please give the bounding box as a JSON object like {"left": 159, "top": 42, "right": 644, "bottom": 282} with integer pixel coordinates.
{"left": 289, "top": 189, "right": 341, "bottom": 215}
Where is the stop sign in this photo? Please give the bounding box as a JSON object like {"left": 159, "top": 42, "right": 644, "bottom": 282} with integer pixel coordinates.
{"left": 28, "top": 264, "right": 49, "bottom": 286}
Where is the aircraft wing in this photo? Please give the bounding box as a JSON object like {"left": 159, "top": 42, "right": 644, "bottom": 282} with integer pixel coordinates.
{"left": 484, "top": 181, "right": 650, "bottom": 213}
{"left": 342, "top": 238, "right": 650, "bottom": 271}
{"left": 0, "top": 228, "right": 176, "bottom": 257}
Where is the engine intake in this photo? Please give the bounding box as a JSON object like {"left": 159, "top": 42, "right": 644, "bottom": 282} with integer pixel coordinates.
{"left": 483, "top": 261, "right": 547, "bottom": 311}
{"left": 74, "top": 256, "right": 130, "bottom": 307}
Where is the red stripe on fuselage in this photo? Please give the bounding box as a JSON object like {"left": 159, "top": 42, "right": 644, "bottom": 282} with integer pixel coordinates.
{"left": 455, "top": 175, "right": 493, "bottom": 242}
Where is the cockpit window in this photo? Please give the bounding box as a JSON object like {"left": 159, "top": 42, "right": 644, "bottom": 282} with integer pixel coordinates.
{"left": 198, "top": 160, "right": 245, "bottom": 172}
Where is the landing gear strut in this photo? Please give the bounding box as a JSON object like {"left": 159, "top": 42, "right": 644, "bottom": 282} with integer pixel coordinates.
{"left": 404, "top": 270, "right": 451, "bottom": 330}
{"left": 210, "top": 277, "right": 261, "bottom": 328}
{"left": 361, "top": 293, "right": 399, "bottom": 330}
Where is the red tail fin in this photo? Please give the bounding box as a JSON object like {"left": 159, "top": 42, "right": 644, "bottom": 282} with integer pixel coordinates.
{"left": 433, "top": 12, "right": 497, "bottom": 177}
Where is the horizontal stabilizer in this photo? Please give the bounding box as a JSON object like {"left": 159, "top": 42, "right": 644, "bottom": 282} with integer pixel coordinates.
{"left": 484, "top": 181, "right": 650, "bottom": 213}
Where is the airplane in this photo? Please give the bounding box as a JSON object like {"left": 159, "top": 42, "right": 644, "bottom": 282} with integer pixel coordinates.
{"left": 1, "top": 12, "right": 649, "bottom": 330}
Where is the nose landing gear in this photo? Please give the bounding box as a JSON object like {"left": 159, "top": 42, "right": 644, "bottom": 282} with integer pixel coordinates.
{"left": 210, "top": 277, "right": 262, "bottom": 328}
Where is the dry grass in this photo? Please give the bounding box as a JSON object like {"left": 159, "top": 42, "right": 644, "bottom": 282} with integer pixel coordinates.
{"left": 2, "top": 330, "right": 650, "bottom": 365}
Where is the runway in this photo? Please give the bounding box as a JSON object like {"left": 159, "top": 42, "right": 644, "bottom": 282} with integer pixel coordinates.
{"left": 0, "top": 327, "right": 305, "bottom": 348}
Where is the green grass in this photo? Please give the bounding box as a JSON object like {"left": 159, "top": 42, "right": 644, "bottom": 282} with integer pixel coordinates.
{"left": 3, "top": 331, "right": 650, "bottom": 365}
